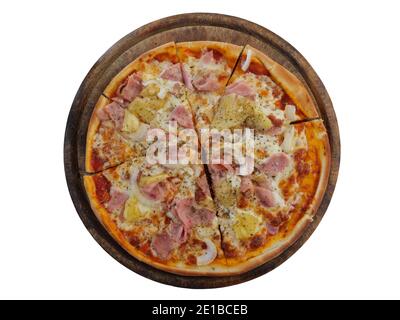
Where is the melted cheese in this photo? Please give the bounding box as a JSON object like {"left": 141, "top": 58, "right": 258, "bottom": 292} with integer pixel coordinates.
{"left": 254, "top": 134, "right": 281, "bottom": 156}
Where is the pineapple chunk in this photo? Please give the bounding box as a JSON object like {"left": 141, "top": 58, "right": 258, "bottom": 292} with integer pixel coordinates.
{"left": 123, "top": 196, "right": 143, "bottom": 222}
{"left": 138, "top": 173, "right": 169, "bottom": 187}
{"left": 128, "top": 96, "right": 165, "bottom": 123}
{"left": 211, "top": 94, "right": 253, "bottom": 130}
{"left": 141, "top": 83, "right": 160, "bottom": 97}
{"left": 233, "top": 209, "right": 262, "bottom": 240}
{"left": 121, "top": 110, "right": 140, "bottom": 133}
{"left": 245, "top": 106, "right": 273, "bottom": 131}
{"left": 214, "top": 178, "right": 237, "bottom": 208}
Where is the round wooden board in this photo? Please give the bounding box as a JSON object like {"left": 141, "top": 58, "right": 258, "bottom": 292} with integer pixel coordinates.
{"left": 64, "top": 13, "right": 340, "bottom": 288}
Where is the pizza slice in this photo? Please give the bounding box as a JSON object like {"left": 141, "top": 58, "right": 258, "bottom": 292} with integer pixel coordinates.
{"left": 86, "top": 42, "right": 197, "bottom": 172}
{"left": 206, "top": 120, "right": 330, "bottom": 272}
{"left": 84, "top": 157, "right": 225, "bottom": 275}
{"left": 210, "top": 44, "right": 321, "bottom": 141}
{"left": 176, "top": 41, "right": 243, "bottom": 130}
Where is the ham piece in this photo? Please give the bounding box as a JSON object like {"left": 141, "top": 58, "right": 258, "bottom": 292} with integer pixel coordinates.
{"left": 96, "top": 101, "right": 125, "bottom": 130}
{"left": 160, "top": 63, "right": 183, "bottom": 82}
{"left": 170, "top": 105, "right": 194, "bottom": 128}
{"left": 117, "top": 73, "right": 143, "bottom": 102}
{"left": 107, "top": 187, "right": 129, "bottom": 212}
{"left": 192, "top": 73, "right": 220, "bottom": 92}
{"left": 225, "top": 81, "right": 256, "bottom": 99}
{"left": 258, "top": 152, "right": 290, "bottom": 176}
{"left": 181, "top": 64, "right": 193, "bottom": 90}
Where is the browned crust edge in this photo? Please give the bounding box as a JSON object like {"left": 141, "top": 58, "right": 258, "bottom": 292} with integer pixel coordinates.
{"left": 85, "top": 95, "right": 109, "bottom": 173}
{"left": 176, "top": 41, "right": 243, "bottom": 66}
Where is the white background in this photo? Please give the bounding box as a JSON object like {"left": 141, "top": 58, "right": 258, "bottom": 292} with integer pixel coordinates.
{"left": 1, "top": 0, "right": 399, "bottom": 300}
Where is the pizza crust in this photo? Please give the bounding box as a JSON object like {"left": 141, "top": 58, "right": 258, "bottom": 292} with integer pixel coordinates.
{"left": 177, "top": 41, "right": 243, "bottom": 69}
{"left": 85, "top": 95, "right": 109, "bottom": 173}
{"left": 245, "top": 45, "right": 320, "bottom": 119}
{"left": 303, "top": 120, "right": 331, "bottom": 217}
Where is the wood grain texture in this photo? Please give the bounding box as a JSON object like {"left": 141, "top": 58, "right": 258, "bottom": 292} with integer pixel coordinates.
{"left": 64, "top": 13, "right": 340, "bottom": 288}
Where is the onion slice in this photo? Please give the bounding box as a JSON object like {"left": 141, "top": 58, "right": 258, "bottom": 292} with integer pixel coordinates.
{"left": 143, "top": 79, "right": 167, "bottom": 99}
{"left": 196, "top": 239, "right": 217, "bottom": 266}
{"left": 241, "top": 49, "right": 252, "bottom": 72}
{"left": 285, "top": 104, "right": 297, "bottom": 122}
{"left": 130, "top": 168, "right": 160, "bottom": 208}
{"left": 281, "top": 126, "right": 295, "bottom": 153}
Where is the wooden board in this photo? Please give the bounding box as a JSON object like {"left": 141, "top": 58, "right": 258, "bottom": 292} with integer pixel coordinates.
{"left": 64, "top": 13, "right": 340, "bottom": 288}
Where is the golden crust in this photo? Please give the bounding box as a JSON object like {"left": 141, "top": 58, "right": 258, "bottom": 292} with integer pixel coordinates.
{"left": 103, "top": 42, "right": 177, "bottom": 98}
{"left": 177, "top": 41, "right": 243, "bottom": 69}
{"left": 301, "top": 120, "right": 331, "bottom": 217}
{"left": 85, "top": 95, "right": 109, "bottom": 173}
{"left": 243, "top": 45, "right": 319, "bottom": 119}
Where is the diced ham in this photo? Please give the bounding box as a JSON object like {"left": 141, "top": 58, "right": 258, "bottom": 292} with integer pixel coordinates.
{"left": 151, "top": 232, "right": 176, "bottom": 260}
{"left": 200, "top": 50, "right": 215, "bottom": 64}
{"left": 172, "top": 198, "right": 214, "bottom": 234}
{"left": 168, "top": 222, "right": 187, "bottom": 244}
{"left": 117, "top": 73, "right": 143, "bottom": 102}
{"left": 170, "top": 105, "right": 194, "bottom": 128}
{"left": 191, "top": 208, "right": 215, "bottom": 226}
{"left": 196, "top": 175, "right": 211, "bottom": 201}
{"left": 140, "top": 182, "right": 163, "bottom": 201}
{"left": 259, "top": 153, "right": 290, "bottom": 176}
{"left": 254, "top": 186, "right": 276, "bottom": 208}
{"left": 240, "top": 176, "right": 254, "bottom": 194}
{"left": 225, "top": 81, "right": 256, "bottom": 99}
{"left": 172, "top": 198, "right": 194, "bottom": 231}
{"left": 96, "top": 107, "right": 109, "bottom": 121}
{"left": 253, "top": 176, "right": 272, "bottom": 190}
{"left": 97, "top": 102, "right": 125, "bottom": 130}
{"left": 192, "top": 73, "right": 220, "bottom": 92}
{"left": 111, "top": 96, "right": 128, "bottom": 108}
{"left": 209, "top": 164, "right": 235, "bottom": 177}
{"left": 160, "top": 63, "right": 183, "bottom": 82}
{"left": 107, "top": 187, "right": 129, "bottom": 212}
{"left": 181, "top": 64, "right": 193, "bottom": 90}
{"left": 140, "top": 179, "right": 176, "bottom": 202}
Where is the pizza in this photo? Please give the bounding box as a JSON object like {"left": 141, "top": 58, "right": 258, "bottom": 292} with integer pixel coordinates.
{"left": 83, "top": 41, "right": 330, "bottom": 275}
